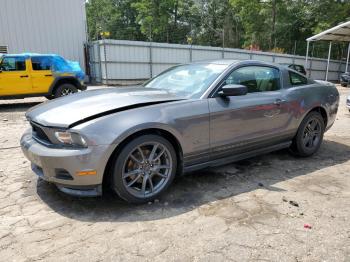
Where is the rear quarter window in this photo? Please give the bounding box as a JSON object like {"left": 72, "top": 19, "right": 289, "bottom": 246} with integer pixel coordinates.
{"left": 289, "top": 71, "right": 307, "bottom": 86}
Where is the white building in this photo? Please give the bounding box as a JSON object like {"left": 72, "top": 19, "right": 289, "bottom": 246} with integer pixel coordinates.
{"left": 0, "top": 0, "right": 87, "bottom": 68}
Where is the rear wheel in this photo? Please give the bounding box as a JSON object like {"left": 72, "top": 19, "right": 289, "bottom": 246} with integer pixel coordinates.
{"left": 111, "top": 135, "right": 177, "bottom": 203}
{"left": 290, "top": 111, "right": 325, "bottom": 157}
{"left": 54, "top": 83, "right": 78, "bottom": 98}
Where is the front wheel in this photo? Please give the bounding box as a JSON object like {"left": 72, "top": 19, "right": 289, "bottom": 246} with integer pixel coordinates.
{"left": 111, "top": 135, "right": 177, "bottom": 203}
{"left": 54, "top": 84, "right": 78, "bottom": 98}
{"left": 290, "top": 111, "right": 325, "bottom": 157}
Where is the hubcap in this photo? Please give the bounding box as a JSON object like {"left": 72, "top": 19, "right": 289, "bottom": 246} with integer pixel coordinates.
{"left": 61, "top": 88, "right": 73, "bottom": 96}
{"left": 122, "top": 142, "right": 172, "bottom": 198}
{"left": 302, "top": 118, "right": 321, "bottom": 149}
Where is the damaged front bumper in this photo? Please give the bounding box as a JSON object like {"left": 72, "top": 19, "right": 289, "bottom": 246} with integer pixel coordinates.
{"left": 20, "top": 128, "right": 109, "bottom": 197}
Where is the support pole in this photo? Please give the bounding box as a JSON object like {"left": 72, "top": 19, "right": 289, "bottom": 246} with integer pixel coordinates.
{"left": 309, "top": 43, "right": 314, "bottom": 78}
{"left": 222, "top": 29, "right": 225, "bottom": 59}
{"left": 305, "top": 41, "right": 310, "bottom": 73}
{"left": 345, "top": 42, "right": 350, "bottom": 73}
{"left": 149, "top": 42, "right": 153, "bottom": 78}
{"left": 325, "top": 42, "right": 332, "bottom": 81}
{"left": 103, "top": 41, "right": 108, "bottom": 85}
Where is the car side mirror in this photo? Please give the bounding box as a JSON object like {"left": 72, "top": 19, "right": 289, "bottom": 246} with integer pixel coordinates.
{"left": 219, "top": 84, "right": 248, "bottom": 97}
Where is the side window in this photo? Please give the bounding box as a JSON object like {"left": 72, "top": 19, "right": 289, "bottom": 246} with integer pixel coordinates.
{"left": 31, "top": 56, "right": 52, "bottom": 71}
{"left": 289, "top": 71, "right": 307, "bottom": 85}
{"left": 225, "top": 66, "right": 280, "bottom": 93}
{"left": 0, "top": 57, "right": 26, "bottom": 71}
{"left": 294, "top": 65, "right": 306, "bottom": 75}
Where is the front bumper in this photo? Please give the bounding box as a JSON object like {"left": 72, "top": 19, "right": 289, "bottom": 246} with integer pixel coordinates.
{"left": 21, "top": 128, "right": 110, "bottom": 196}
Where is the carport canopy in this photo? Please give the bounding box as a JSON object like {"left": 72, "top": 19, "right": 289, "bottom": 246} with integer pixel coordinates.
{"left": 305, "top": 20, "right": 350, "bottom": 80}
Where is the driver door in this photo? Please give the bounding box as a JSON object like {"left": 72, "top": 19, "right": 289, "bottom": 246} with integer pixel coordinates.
{"left": 0, "top": 56, "right": 32, "bottom": 96}
{"left": 208, "top": 65, "right": 291, "bottom": 160}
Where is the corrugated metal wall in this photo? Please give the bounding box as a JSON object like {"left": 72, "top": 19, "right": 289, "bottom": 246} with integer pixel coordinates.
{"left": 0, "top": 0, "right": 87, "bottom": 67}
{"left": 89, "top": 40, "right": 346, "bottom": 84}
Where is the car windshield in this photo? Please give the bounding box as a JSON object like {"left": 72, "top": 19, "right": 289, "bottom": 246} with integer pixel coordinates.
{"left": 144, "top": 63, "right": 228, "bottom": 98}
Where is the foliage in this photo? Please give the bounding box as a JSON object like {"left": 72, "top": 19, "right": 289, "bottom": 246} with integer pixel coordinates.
{"left": 86, "top": 0, "right": 350, "bottom": 58}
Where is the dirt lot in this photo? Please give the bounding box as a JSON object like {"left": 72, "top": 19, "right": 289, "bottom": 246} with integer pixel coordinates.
{"left": 0, "top": 86, "right": 349, "bottom": 262}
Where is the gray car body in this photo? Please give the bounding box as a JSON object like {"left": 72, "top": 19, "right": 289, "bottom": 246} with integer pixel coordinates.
{"left": 21, "top": 60, "right": 339, "bottom": 196}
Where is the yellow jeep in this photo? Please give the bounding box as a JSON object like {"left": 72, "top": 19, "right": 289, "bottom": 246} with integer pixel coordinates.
{"left": 0, "top": 54, "right": 86, "bottom": 99}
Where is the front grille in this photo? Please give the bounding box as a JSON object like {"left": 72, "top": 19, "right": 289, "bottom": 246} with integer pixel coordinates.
{"left": 30, "top": 122, "right": 51, "bottom": 144}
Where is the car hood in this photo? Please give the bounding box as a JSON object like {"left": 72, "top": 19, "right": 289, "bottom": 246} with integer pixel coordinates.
{"left": 26, "top": 87, "right": 185, "bottom": 128}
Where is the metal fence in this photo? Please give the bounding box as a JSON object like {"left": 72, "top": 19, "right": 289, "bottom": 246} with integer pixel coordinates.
{"left": 88, "top": 39, "right": 347, "bottom": 85}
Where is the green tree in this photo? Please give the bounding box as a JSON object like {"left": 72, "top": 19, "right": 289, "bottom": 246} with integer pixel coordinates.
{"left": 86, "top": 0, "right": 350, "bottom": 58}
{"left": 86, "top": 0, "right": 144, "bottom": 41}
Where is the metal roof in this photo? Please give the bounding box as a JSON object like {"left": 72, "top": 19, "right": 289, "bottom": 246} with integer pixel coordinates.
{"left": 307, "top": 20, "right": 350, "bottom": 42}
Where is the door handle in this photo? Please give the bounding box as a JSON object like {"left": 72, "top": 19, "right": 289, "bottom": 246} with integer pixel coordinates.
{"left": 274, "top": 99, "right": 286, "bottom": 105}
{"left": 45, "top": 74, "right": 53, "bottom": 77}
{"left": 20, "top": 75, "right": 29, "bottom": 78}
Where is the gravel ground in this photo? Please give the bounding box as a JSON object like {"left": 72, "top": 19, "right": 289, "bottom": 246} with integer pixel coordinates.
{"left": 0, "top": 86, "right": 349, "bottom": 262}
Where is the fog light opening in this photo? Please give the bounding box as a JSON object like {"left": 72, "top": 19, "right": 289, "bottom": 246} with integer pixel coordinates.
{"left": 55, "top": 169, "right": 73, "bottom": 180}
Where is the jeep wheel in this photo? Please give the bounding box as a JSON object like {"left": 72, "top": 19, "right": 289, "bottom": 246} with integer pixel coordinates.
{"left": 54, "top": 84, "right": 78, "bottom": 98}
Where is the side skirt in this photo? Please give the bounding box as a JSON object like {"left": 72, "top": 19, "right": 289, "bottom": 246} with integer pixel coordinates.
{"left": 183, "top": 141, "right": 292, "bottom": 173}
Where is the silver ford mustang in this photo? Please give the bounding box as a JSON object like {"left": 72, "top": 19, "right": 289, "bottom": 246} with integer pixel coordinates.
{"left": 21, "top": 60, "right": 339, "bottom": 203}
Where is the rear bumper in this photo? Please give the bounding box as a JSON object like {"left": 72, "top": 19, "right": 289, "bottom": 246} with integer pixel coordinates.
{"left": 21, "top": 128, "right": 110, "bottom": 196}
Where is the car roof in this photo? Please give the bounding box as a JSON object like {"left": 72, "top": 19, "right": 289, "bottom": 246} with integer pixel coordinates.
{"left": 192, "top": 59, "right": 240, "bottom": 65}
{"left": 192, "top": 59, "right": 287, "bottom": 68}
{"left": 2, "top": 53, "right": 61, "bottom": 58}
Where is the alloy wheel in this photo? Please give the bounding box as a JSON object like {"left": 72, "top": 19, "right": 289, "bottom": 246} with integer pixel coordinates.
{"left": 61, "top": 88, "right": 74, "bottom": 96}
{"left": 302, "top": 118, "right": 321, "bottom": 149}
{"left": 121, "top": 142, "right": 173, "bottom": 198}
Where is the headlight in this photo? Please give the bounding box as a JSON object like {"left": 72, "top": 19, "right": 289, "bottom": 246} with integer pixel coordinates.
{"left": 54, "top": 131, "right": 87, "bottom": 147}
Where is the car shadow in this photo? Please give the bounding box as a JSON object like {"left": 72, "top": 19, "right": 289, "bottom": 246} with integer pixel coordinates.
{"left": 36, "top": 139, "right": 350, "bottom": 222}
{"left": 0, "top": 101, "right": 42, "bottom": 112}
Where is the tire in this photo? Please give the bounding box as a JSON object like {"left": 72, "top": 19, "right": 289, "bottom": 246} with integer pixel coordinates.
{"left": 341, "top": 83, "right": 347, "bottom": 87}
{"left": 111, "top": 134, "right": 177, "bottom": 204}
{"left": 54, "top": 83, "right": 78, "bottom": 98}
{"left": 290, "top": 111, "right": 325, "bottom": 157}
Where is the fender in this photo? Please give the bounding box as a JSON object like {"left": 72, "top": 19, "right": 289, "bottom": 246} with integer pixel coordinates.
{"left": 48, "top": 76, "right": 86, "bottom": 95}
{"left": 110, "top": 122, "right": 185, "bottom": 151}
